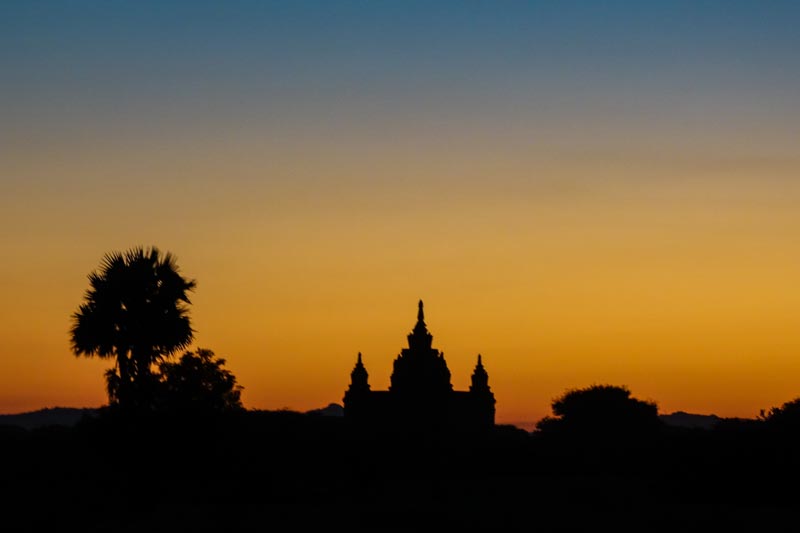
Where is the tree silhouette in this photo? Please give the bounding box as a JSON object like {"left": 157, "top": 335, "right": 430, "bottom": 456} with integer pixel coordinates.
{"left": 157, "top": 348, "right": 244, "bottom": 413}
{"left": 535, "top": 384, "right": 661, "bottom": 439}
{"left": 759, "top": 397, "right": 800, "bottom": 435}
{"left": 70, "top": 246, "right": 196, "bottom": 412}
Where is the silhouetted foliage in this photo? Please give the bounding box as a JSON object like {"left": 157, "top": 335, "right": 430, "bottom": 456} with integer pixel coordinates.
{"left": 70, "top": 246, "right": 196, "bottom": 412}
{"left": 759, "top": 397, "right": 800, "bottom": 436}
{"left": 157, "top": 348, "right": 244, "bottom": 414}
{"left": 3, "top": 397, "right": 800, "bottom": 530}
{"left": 534, "top": 384, "right": 662, "bottom": 439}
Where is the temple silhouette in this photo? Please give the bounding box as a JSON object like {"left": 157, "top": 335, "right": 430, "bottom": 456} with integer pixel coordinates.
{"left": 343, "top": 300, "right": 496, "bottom": 432}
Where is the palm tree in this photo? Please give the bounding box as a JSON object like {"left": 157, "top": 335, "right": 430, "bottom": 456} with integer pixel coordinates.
{"left": 70, "top": 246, "right": 196, "bottom": 412}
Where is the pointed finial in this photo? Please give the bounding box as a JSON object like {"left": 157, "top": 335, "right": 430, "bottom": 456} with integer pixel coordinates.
{"left": 477, "top": 354, "right": 482, "bottom": 365}
{"left": 357, "top": 351, "right": 362, "bottom": 363}
{"left": 408, "top": 298, "right": 433, "bottom": 348}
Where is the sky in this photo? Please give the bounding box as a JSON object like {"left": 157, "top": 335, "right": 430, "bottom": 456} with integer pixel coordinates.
{"left": 2, "top": 1, "right": 800, "bottom": 430}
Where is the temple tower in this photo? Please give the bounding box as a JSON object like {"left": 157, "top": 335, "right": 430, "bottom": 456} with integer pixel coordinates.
{"left": 389, "top": 300, "right": 453, "bottom": 396}
{"left": 343, "top": 300, "right": 495, "bottom": 431}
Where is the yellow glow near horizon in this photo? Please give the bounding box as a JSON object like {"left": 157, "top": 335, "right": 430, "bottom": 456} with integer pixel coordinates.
{"left": 3, "top": 136, "right": 798, "bottom": 432}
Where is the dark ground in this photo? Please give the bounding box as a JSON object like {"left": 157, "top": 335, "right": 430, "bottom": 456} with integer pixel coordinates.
{"left": 2, "top": 410, "right": 798, "bottom": 532}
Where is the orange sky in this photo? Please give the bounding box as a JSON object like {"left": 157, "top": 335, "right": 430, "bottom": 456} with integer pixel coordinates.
{"left": 3, "top": 147, "right": 799, "bottom": 429}
{"left": 2, "top": 2, "right": 800, "bottom": 430}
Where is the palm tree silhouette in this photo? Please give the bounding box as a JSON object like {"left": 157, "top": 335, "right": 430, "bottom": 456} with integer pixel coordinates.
{"left": 70, "top": 246, "right": 196, "bottom": 412}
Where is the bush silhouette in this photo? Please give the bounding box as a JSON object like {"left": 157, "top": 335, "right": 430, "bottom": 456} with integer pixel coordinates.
{"left": 759, "top": 397, "right": 800, "bottom": 436}
{"left": 157, "top": 348, "right": 244, "bottom": 414}
{"left": 535, "top": 384, "right": 662, "bottom": 439}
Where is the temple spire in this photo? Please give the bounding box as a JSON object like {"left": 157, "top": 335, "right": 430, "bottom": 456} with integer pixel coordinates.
{"left": 348, "top": 351, "right": 370, "bottom": 392}
{"left": 470, "top": 353, "right": 491, "bottom": 394}
{"left": 407, "top": 299, "right": 434, "bottom": 350}
{"left": 413, "top": 300, "right": 427, "bottom": 331}
{"left": 415, "top": 299, "right": 429, "bottom": 332}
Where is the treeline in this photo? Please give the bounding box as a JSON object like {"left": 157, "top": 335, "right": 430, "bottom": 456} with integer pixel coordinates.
{"left": 1, "top": 403, "right": 799, "bottom": 531}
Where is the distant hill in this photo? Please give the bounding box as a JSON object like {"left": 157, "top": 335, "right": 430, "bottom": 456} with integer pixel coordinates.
{"left": 0, "top": 407, "right": 99, "bottom": 430}
{"left": 305, "top": 403, "right": 344, "bottom": 417}
{"left": 659, "top": 411, "right": 723, "bottom": 430}
{"left": 0, "top": 406, "right": 742, "bottom": 432}
{"left": 0, "top": 404, "right": 344, "bottom": 429}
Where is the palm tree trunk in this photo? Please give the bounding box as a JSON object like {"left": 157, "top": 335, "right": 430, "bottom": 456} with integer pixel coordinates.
{"left": 117, "top": 348, "right": 132, "bottom": 410}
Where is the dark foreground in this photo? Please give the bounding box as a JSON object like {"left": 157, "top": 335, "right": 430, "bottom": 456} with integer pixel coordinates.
{"left": 2, "top": 411, "right": 799, "bottom": 532}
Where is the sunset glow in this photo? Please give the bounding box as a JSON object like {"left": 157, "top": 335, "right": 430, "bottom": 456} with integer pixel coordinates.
{"left": 2, "top": 1, "right": 800, "bottom": 429}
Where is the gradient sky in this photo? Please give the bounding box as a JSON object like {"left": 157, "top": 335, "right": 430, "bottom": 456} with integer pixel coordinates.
{"left": 2, "top": 1, "right": 800, "bottom": 429}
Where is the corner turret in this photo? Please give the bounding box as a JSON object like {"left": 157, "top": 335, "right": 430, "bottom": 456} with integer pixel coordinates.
{"left": 470, "top": 354, "right": 491, "bottom": 394}
{"left": 348, "top": 352, "right": 370, "bottom": 392}
{"left": 468, "top": 353, "right": 496, "bottom": 426}
{"left": 343, "top": 352, "right": 372, "bottom": 419}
